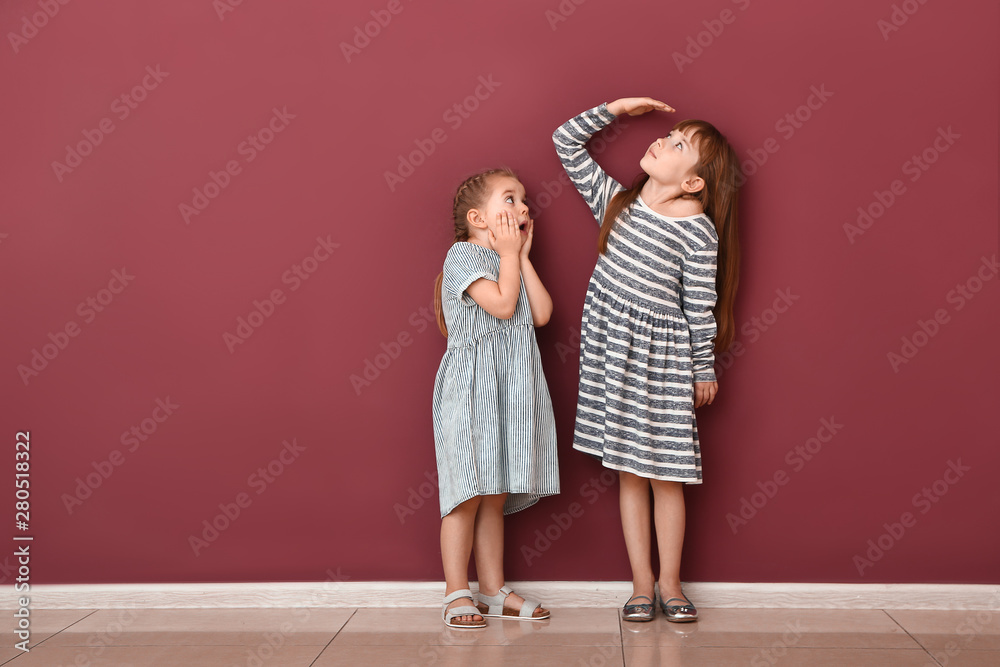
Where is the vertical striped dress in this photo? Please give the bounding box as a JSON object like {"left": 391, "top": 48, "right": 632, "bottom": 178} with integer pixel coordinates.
{"left": 432, "top": 242, "right": 559, "bottom": 517}
{"left": 553, "top": 104, "right": 719, "bottom": 483}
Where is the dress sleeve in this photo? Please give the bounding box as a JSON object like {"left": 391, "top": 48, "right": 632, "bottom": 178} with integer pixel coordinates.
{"left": 681, "top": 231, "right": 719, "bottom": 384}
{"left": 442, "top": 243, "right": 497, "bottom": 307}
{"left": 552, "top": 103, "right": 625, "bottom": 225}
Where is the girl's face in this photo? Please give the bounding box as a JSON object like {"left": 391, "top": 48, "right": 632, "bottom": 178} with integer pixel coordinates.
{"left": 640, "top": 128, "right": 701, "bottom": 187}
{"left": 476, "top": 176, "right": 531, "bottom": 236}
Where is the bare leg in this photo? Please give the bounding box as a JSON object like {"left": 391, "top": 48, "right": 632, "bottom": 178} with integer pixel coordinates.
{"left": 471, "top": 494, "right": 507, "bottom": 594}
{"left": 473, "top": 494, "right": 547, "bottom": 616}
{"left": 619, "top": 471, "right": 655, "bottom": 602}
{"left": 441, "top": 496, "right": 483, "bottom": 623}
{"left": 651, "top": 480, "right": 687, "bottom": 602}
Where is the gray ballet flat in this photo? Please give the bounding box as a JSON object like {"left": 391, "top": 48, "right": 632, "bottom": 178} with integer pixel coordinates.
{"left": 622, "top": 595, "right": 655, "bottom": 622}
{"left": 660, "top": 595, "right": 698, "bottom": 623}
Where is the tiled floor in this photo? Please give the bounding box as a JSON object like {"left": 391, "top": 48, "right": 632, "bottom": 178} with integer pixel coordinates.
{"left": 3, "top": 606, "right": 999, "bottom": 665}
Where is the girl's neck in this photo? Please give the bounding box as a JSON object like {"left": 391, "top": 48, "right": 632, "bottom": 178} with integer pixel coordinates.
{"left": 639, "top": 179, "right": 703, "bottom": 218}
{"left": 465, "top": 228, "right": 492, "bottom": 250}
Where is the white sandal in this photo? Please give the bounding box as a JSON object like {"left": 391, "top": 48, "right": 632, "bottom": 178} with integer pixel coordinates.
{"left": 476, "top": 585, "right": 550, "bottom": 621}
{"left": 442, "top": 589, "right": 486, "bottom": 629}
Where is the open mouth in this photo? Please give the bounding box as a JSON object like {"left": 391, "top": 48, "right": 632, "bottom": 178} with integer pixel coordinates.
{"left": 518, "top": 221, "right": 528, "bottom": 232}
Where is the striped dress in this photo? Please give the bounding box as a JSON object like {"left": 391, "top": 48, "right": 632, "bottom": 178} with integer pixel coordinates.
{"left": 432, "top": 242, "right": 559, "bottom": 517}
{"left": 554, "top": 104, "right": 719, "bottom": 483}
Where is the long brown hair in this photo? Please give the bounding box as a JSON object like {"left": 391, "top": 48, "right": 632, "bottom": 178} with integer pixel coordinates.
{"left": 596, "top": 120, "right": 740, "bottom": 353}
{"left": 434, "top": 167, "right": 518, "bottom": 337}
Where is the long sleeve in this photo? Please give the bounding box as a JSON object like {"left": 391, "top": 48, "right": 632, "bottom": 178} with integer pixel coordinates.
{"left": 552, "top": 103, "right": 624, "bottom": 225}
{"left": 681, "top": 236, "right": 719, "bottom": 383}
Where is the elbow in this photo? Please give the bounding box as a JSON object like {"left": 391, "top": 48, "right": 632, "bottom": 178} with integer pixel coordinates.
{"left": 533, "top": 305, "right": 553, "bottom": 327}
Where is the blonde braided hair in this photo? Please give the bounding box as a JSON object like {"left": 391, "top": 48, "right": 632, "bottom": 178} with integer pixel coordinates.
{"left": 435, "top": 167, "right": 519, "bottom": 336}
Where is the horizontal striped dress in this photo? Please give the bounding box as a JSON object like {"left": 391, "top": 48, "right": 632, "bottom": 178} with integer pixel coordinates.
{"left": 554, "top": 104, "right": 719, "bottom": 483}
{"left": 432, "top": 242, "right": 559, "bottom": 517}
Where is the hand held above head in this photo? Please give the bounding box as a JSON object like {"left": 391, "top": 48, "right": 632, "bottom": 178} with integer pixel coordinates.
{"left": 607, "top": 97, "right": 675, "bottom": 117}
{"left": 487, "top": 211, "right": 524, "bottom": 258}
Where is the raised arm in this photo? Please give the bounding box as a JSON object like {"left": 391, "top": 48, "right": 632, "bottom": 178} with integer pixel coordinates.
{"left": 553, "top": 97, "right": 675, "bottom": 225}
{"left": 552, "top": 104, "right": 625, "bottom": 224}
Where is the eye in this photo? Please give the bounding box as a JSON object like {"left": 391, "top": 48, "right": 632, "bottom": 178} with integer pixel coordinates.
{"left": 674, "top": 141, "right": 683, "bottom": 150}
{"left": 505, "top": 195, "right": 514, "bottom": 204}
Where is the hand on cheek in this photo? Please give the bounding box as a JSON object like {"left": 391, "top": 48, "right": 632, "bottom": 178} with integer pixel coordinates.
{"left": 489, "top": 211, "right": 523, "bottom": 258}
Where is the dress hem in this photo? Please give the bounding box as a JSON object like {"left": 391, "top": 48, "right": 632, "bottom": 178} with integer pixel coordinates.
{"left": 439, "top": 490, "right": 560, "bottom": 519}
{"left": 572, "top": 443, "right": 703, "bottom": 484}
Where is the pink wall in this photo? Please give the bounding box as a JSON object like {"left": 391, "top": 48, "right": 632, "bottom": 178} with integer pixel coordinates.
{"left": 2, "top": 0, "right": 997, "bottom": 585}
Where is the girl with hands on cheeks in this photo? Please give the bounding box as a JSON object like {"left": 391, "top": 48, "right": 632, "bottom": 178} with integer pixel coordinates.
{"left": 431, "top": 169, "right": 558, "bottom": 629}
{"left": 554, "top": 96, "right": 741, "bottom": 623}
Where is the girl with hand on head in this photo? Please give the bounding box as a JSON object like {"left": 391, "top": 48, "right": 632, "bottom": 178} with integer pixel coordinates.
{"left": 553, "top": 97, "right": 740, "bottom": 622}
{"left": 431, "top": 168, "right": 559, "bottom": 629}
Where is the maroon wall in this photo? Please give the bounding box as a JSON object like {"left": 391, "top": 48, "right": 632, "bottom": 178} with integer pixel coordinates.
{"left": 2, "top": 0, "right": 997, "bottom": 585}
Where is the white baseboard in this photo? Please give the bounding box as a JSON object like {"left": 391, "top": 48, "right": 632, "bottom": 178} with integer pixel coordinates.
{"left": 7, "top": 582, "right": 1000, "bottom": 610}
